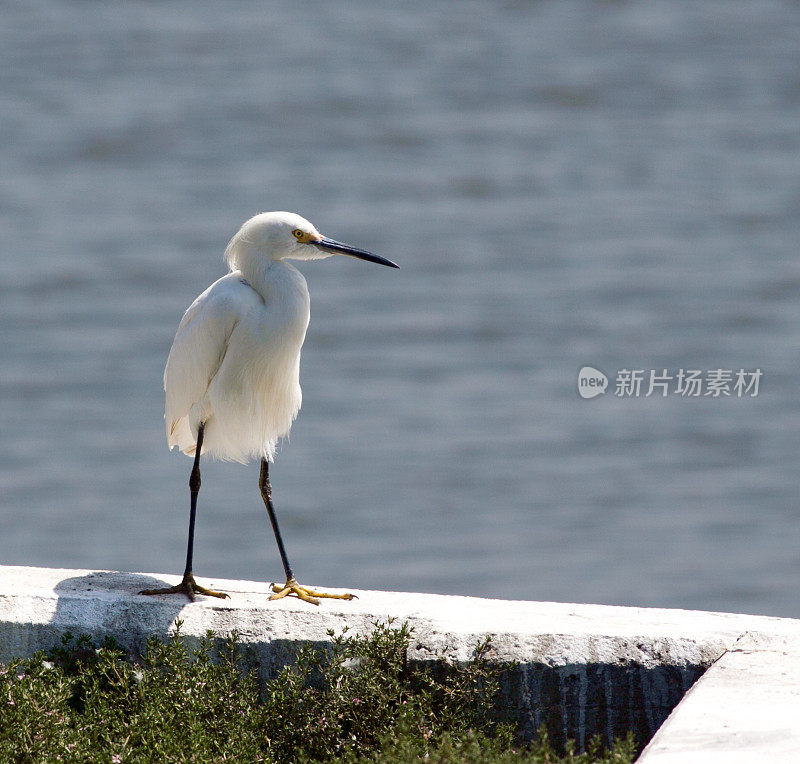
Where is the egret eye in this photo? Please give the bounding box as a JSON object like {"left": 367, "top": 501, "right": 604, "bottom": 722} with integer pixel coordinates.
{"left": 292, "top": 229, "right": 304, "bottom": 240}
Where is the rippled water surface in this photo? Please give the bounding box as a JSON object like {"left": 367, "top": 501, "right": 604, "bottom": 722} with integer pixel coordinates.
{"left": 2, "top": 1, "right": 799, "bottom": 616}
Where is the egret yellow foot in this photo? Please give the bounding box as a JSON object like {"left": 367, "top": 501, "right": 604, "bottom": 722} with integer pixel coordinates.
{"left": 139, "top": 573, "right": 230, "bottom": 602}
{"left": 269, "top": 578, "right": 356, "bottom": 606}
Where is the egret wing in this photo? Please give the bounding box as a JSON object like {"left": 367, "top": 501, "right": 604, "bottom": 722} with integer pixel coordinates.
{"left": 163, "top": 275, "right": 259, "bottom": 451}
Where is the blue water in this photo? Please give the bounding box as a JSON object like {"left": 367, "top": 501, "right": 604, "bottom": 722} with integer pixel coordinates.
{"left": 2, "top": 0, "right": 799, "bottom": 617}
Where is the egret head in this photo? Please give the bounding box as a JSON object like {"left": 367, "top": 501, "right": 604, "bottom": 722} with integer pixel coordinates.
{"left": 225, "top": 211, "right": 398, "bottom": 271}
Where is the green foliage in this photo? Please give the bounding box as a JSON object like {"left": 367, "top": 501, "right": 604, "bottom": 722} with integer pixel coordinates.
{"left": 0, "top": 620, "right": 635, "bottom": 763}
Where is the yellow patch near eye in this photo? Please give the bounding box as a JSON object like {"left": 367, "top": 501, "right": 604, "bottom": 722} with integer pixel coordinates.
{"left": 292, "top": 229, "right": 312, "bottom": 243}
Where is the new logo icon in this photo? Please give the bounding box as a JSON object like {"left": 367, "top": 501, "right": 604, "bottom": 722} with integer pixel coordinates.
{"left": 578, "top": 366, "right": 608, "bottom": 399}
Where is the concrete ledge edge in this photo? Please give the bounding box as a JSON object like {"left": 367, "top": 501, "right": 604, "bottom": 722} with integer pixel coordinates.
{"left": 2, "top": 565, "right": 799, "bottom": 760}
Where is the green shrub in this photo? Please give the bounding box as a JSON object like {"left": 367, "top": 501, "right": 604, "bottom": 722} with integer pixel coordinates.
{"left": 0, "top": 620, "right": 635, "bottom": 763}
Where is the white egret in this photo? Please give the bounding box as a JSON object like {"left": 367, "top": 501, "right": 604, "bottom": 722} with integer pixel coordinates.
{"left": 140, "top": 211, "right": 399, "bottom": 604}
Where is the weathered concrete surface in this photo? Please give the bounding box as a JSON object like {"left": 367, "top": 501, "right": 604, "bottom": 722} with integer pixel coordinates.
{"left": 2, "top": 565, "right": 800, "bottom": 755}
{"left": 638, "top": 631, "right": 800, "bottom": 762}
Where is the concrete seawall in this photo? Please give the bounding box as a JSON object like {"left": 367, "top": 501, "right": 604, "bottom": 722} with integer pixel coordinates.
{"left": 1, "top": 565, "right": 799, "bottom": 759}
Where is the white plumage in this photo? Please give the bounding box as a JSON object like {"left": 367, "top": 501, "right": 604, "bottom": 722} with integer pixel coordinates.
{"left": 165, "top": 262, "right": 309, "bottom": 464}
{"left": 164, "top": 210, "right": 397, "bottom": 464}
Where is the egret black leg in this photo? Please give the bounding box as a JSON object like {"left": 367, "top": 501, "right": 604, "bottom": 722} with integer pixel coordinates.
{"left": 260, "top": 458, "right": 294, "bottom": 581}
{"left": 140, "top": 423, "right": 229, "bottom": 601}
{"left": 182, "top": 424, "right": 205, "bottom": 580}
{"left": 261, "top": 457, "right": 356, "bottom": 606}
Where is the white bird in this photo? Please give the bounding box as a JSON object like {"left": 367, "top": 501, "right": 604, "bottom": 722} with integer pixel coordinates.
{"left": 140, "top": 211, "right": 399, "bottom": 604}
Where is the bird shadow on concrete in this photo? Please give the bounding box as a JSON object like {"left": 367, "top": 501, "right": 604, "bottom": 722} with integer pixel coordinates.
{"left": 50, "top": 571, "right": 195, "bottom": 654}
{"left": 47, "top": 571, "right": 309, "bottom": 685}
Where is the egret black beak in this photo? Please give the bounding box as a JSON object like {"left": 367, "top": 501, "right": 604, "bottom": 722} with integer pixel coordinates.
{"left": 313, "top": 237, "right": 399, "bottom": 268}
